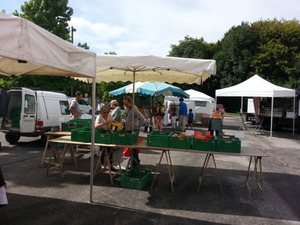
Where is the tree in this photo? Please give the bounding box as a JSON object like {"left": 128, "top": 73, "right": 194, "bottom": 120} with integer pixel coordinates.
{"left": 251, "top": 19, "right": 300, "bottom": 87}
{"left": 78, "top": 43, "right": 90, "bottom": 50}
{"left": 214, "top": 22, "right": 258, "bottom": 89}
{"left": 168, "top": 36, "right": 214, "bottom": 59}
{"left": 17, "top": 0, "right": 73, "bottom": 41}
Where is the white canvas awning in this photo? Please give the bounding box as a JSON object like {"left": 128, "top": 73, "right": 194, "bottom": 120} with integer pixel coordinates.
{"left": 0, "top": 13, "right": 97, "bottom": 203}
{"left": 81, "top": 54, "right": 216, "bottom": 84}
{"left": 216, "top": 74, "right": 295, "bottom": 98}
{"left": 215, "top": 74, "right": 296, "bottom": 137}
{"left": 185, "top": 89, "right": 215, "bottom": 102}
{"left": 0, "top": 13, "right": 96, "bottom": 78}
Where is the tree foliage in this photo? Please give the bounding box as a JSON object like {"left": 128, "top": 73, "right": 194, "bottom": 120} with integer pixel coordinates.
{"left": 251, "top": 19, "right": 300, "bottom": 87}
{"left": 17, "top": 0, "right": 73, "bottom": 40}
{"left": 214, "top": 22, "right": 258, "bottom": 88}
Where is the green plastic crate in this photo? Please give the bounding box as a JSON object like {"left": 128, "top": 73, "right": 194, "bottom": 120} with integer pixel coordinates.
{"left": 216, "top": 135, "right": 241, "bottom": 153}
{"left": 112, "top": 130, "right": 139, "bottom": 145}
{"left": 71, "top": 127, "right": 91, "bottom": 142}
{"left": 62, "top": 119, "right": 92, "bottom": 131}
{"left": 192, "top": 138, "right": 216, "bottom": 151}
{"left": 147, "top": 131, "right": 172, "bottom": 147}
{"left": 61, "top": 122, "right": 72, "bottom": 131}
{"left": 121, "top": 169, "right": 152, "bottom": 190}
{"left": 95, "top": 129, "right": 112, "bottom": 144}
{"left": 168, "top": 132, "right": 192, "bottom": 149}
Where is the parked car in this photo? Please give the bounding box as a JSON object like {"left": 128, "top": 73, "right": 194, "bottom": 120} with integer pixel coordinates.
{"left": 68, "top": 97, "right": 92, "bottom": 115}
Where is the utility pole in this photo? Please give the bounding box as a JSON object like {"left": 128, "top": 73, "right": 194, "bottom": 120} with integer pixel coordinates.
{"left": 71, "top": 26, "right": 76, "bottom": 43}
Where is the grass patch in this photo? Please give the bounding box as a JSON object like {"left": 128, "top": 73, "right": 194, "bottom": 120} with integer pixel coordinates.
{"left": 226, "top": 112, "right": 243, "bottom": 117}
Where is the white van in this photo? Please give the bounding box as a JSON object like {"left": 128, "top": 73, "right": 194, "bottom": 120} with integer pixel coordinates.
{"left": 163, "top": 96, "right": 215, "bottom": 125}
{"left": 0, "top": 88, "right": 71, "bottom": 144}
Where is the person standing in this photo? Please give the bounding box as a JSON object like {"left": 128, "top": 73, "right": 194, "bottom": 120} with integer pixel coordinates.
{"left": 187, "top": 108, "right": 194, "bottom": 129}
{"left": 96, "top": 99, "right": 105, "bottom": 115}
{"left": 69, "top": 91, "right": 83, "bottom": 120}
{"left": 178, "top": 97, "right": 188, "bottom": 131}
{"left": 110, "top": 99, "right": 122, "bottom": 123}
{"left": 123, "top": 96, "right": 146, "bottom": 166}
{"left": 155, "top": 101, "right": 165, "bottom": 131}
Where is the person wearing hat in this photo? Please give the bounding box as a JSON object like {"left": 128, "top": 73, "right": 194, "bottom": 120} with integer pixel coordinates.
{"left": 178, "top": 97, "right": 188, "bottom": 131}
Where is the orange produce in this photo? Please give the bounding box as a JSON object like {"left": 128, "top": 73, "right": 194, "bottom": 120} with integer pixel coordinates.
{"left": 205, "top": 131, "right": 213, "bottom": 139}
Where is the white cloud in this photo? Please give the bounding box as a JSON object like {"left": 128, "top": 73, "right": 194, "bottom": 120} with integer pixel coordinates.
{"left": 6, "top": 0, "right": 299, "bottom": 56}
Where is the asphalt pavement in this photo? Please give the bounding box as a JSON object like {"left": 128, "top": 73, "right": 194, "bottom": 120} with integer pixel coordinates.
{"left": 0, "top": 116, "right": 299, "bottom": 225}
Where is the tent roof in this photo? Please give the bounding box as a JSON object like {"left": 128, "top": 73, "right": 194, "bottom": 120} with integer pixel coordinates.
{"left": 0, "top": 13, "right": 95, "bottom": 78}
{"left": 216, "top": 75, "right": 296, "bottom": 98}
{"left": 84, "top": 54, "right": 216, "bottom": 85}
{"left": 185, "top": 89, "right": 214, "bottom": 101}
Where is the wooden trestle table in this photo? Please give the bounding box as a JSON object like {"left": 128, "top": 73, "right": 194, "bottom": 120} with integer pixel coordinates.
{"left": 45, "top": 134, "right": 268, "bottom": 199}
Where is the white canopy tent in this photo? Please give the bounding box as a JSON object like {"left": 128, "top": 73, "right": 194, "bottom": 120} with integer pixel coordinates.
{"left": 215, "top": 74, "right": 296, "bottom": 137}
{"left": 0, "top": 13, "right": 95, "bottom": 77}
{"left": 185, "top": 89, "right": 215, "bottom": 102}
{"left": 0, "top": 13, "right": 97, "bottom": 203}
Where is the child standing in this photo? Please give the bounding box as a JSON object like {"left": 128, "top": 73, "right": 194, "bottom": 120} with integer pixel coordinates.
{"left": 187, "top": 109, "right": 194, "bottom": 129}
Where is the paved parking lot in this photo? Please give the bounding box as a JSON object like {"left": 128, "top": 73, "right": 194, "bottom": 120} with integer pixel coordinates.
{"left": 0, "top": 116, "right": 299, "bottom": 225}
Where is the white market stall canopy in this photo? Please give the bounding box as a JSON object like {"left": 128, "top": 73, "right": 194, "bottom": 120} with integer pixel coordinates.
{"left": 216, "top": 74, "right": 295, "bottom": 98}
{"left": 215, "top": 74, "right": 296, "bottom": 137}
{"left": 0, "top": 13, "right": 97, "bottom": 203}
{"left": 84, "top": 54, "right": 216, "bottom": 84}
{"left": 0, "top": 13, "right": 96, "bottom": 78}
{"left": 185, "top": 89, "right": 214, "bottom": 102}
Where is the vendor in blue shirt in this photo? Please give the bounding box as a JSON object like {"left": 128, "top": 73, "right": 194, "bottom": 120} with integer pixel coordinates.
{"left": 178, "top": 97, "right": 188, "bottom": 131}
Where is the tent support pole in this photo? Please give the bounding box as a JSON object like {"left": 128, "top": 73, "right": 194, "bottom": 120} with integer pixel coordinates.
{"left": 293, "top": 96, "right": 295, "bottom": 136}
{"left": 89, "top": 78, "right": 96, "bottom": 204}
{"left": 240, "top": 97, "right": 243, "bottom": 113}
{"left": 270, "top": 97, "right": 274, "bottom": 138}
{"left": 132, "top": 70, "right": 136, "bottom": 129}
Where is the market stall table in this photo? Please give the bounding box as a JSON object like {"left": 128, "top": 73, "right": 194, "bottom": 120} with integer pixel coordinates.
{"left": 45, "top": 136, "right": 268, "bottom": 199}
{"left": 41, "top": 131, "right": 71, "bottom": 166}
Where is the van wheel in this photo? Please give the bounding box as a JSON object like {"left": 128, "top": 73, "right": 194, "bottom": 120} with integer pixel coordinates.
{"left": 89, "top": 110, "right": 92, "bottom": 115}
{"left": 5, "top": 133, "right": 20, "bottom": 144}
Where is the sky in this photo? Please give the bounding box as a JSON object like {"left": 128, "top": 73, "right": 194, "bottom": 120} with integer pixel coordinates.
{"left": 3, "top": 0, "right": 300, "bottom": 56}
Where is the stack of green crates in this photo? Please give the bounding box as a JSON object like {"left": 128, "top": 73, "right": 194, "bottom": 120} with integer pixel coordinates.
{"left": 12, "top": 107, "right": 21, "bottom": 128}
{"left": 215, "top": 135, "right": 241, "bottom": 153}
{"left": 71, "top": 127, "right": 91, "bottom": 142}
{"left": 120, "top": 168, "right": 152, "bottom": 189}
{"left": 62, "top": 119, "right": 92, "bottom": 131}
{"left": 112, "top": 130, "right": 139, "bottom": 145}
{"left": 147, "top": 131, "right": 172, "bottom": 147}
{"left": 192, "top": 138, "right": 216, "bottom": 151}
{"left": 168, "top": 132, "right": 192, "bottom": 149}
{"left": 95, "top": 129, "right": 112, "bottom": 144}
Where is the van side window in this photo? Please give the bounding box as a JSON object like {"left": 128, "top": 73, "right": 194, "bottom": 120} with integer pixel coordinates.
{"left": 60, "top": 101, "right": 70, "bottom": 115}
{"left": 195, "top": 101, "right": 207, "bottom": 107}
{"left": 24, "top": 94, "right": 35, "bottom": 114}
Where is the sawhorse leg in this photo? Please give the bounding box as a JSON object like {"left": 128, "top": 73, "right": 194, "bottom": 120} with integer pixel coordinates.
{"left": 60, "top": 144, "right": 78, "bottom": 178}
{"left": 41, "top": 135, "right": 51, "bottom": 166}
{"left": 151, "top": 150, "right": 175, "bottom": 192}
{"left": 198, "top": 153, "right": 223, "bottom": 195}
{"left": 94, "top": 147, "right": 122, "bottom": 184}
{"left": 245, "top": 156, "right": 265, "bottom": 199}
